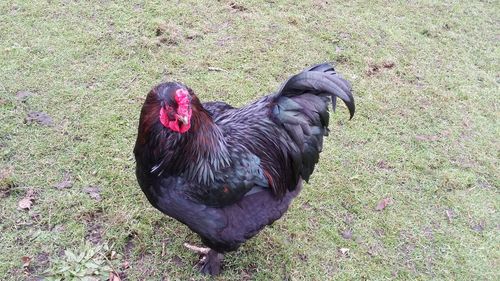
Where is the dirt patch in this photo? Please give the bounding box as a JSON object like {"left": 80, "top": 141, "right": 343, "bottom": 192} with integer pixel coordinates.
{"left": 154, "top": 22, "right": 181, "bottom": 46}
{"left": 376, "top": 160, "right": 394, "bottom": 171}
{"left": 123, "top": 233, "right": 136, "bottom": 262}
{"left": 118, "top": 234, "right": 137, "bottom": 280}
{"left": 400, "top": 242, "right": 416, "bottom": 271}
{"left": 477, "top": 179, "right": 493, "bottom": 189}
{"left": 343, "top": 213, "right": 356, "bottom": 225}
{"left": 366, "top": 243, "right": 384, "bottom": 257}
{"left": 340, "top": 229, "right": 353, "bottom": 240}
{"left": 83, "top": 186, "right": 102, "bottom": 201}
{"left": 81, "top": 210, "right": 104, "bottom": 244}
{"left": 323, "top": 262, "right": 338, "bottom": 276}
{"left": 301, "top": 201, "right": 314, "bottom": 211}
{"left": 132, "top": 250, "right": 155, "bottom": 278}
{"left": 297, "top": 253, "right": 308, "bottom": 262}
{"left": 25, "top": 111, "right": 54, "bottom": 126}
{"left": 16, "top": 90, "right": 34, "bottom": 102}
{"left": 33, "top": 252, "right": 50, "bottom": 275}
{"left": 170, "top": 255, "right": 184, "bottom": 266}
{"left": 86, "top": 223, "right": 103, "bottom": 245}
{"left": 0, "top": 169, "right": 16, "bottom": 198}
{"left": 53, "top": 172, "right": 73, "bottom": 190}
{"left": 470, "top": 220, "right": 486, "bottom": 233}
{"left": 366, "top": 61, "right": 396, "bottom": 76}
{"left": 13, "top": 252, "right": 50, "bottom": 281}
{"left": 51, "top": 224, "right": 66, "bottom": 233}
{"left": 398, "top": 231, "right": 419, "bottom": 272}
{"left": 229, "top": 2, "right": 248, "bottom": 12}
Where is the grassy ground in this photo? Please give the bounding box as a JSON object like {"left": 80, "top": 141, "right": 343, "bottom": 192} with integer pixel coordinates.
{"left": 0, "top": 0, "right": 498, "bottom": 280}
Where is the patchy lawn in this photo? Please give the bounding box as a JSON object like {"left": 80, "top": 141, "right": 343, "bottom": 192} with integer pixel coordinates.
{"left": 0, "top": 0, "right": 498, "bottom": 280}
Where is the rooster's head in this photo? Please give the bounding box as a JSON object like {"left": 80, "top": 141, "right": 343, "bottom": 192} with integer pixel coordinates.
{"left": 154, "top": 82, "right": 193, "bottom": 133}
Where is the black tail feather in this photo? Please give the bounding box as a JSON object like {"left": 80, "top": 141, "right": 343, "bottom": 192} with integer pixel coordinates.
{"left": 276, "top": 63, "right": 355, "bottom": 119}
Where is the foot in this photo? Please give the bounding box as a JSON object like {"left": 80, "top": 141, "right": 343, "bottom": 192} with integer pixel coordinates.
{"left": 183, "top": 243, "right": 223, "bottom": 276}
{"left": 196, "top": 249, "right": 223, "bottom": 276}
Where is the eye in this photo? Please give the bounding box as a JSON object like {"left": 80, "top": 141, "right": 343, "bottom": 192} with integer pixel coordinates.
{"left": 164, "top": 106, "right": 176, "bottom": 119}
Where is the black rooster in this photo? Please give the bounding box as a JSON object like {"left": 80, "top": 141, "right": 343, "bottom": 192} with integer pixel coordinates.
{"left": 134, "top": 63, "right": 355, "bottom": 275}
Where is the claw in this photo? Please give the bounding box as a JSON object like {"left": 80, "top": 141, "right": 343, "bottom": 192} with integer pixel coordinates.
{"left": 183, "top": 243, "right": 223, "bottom": 276}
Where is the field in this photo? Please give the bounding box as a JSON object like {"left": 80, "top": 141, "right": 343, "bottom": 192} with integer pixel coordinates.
{"left": 0, "top": 0, "right": 498, "bottom": 280}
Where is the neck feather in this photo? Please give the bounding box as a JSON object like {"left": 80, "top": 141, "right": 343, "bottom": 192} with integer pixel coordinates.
{"left": 144, "top": 103, "right": 230, "bottom": 185}
{"left": 182, "top": 106, "right": 231, "bottom": 184}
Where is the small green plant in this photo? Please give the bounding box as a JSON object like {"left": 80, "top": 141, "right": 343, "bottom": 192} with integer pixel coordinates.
{"left": 44, "top": 243, "right": 120, "bottom": 281}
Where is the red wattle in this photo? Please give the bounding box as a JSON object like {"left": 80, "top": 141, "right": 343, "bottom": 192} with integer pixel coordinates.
{"left": 160, "top": 106, "right": 191, "bottom": 133}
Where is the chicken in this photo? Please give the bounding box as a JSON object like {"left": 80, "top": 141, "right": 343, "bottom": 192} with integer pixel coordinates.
{"left": 133, "top": 63, "right": 355, "bottom": 275}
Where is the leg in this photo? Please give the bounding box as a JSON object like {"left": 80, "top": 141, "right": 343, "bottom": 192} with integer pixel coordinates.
{"left": 183, "top": 243, "right": 210, "bottom": 255}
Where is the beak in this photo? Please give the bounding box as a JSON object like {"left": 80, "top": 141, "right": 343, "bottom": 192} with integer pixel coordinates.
{"left": 177, "top": 115, "right": 189, "bottom": 125}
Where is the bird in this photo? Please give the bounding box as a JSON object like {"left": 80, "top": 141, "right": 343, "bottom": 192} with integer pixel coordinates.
{"left": 133, "top": 63, "right": 355, "bottom": 275}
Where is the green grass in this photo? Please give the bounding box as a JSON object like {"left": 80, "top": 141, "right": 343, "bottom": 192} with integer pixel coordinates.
{"left": 1, "top": 0, "right": 498, "bottom": 280}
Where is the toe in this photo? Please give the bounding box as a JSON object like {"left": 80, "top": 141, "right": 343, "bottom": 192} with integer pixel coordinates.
{"left": 198, "top": 250, "right": 223, "bottom": 276}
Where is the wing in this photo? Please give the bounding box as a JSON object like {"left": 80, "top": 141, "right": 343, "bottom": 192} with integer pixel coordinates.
{"left": 185, "top": 148, "right": 269, "bottom": 207}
